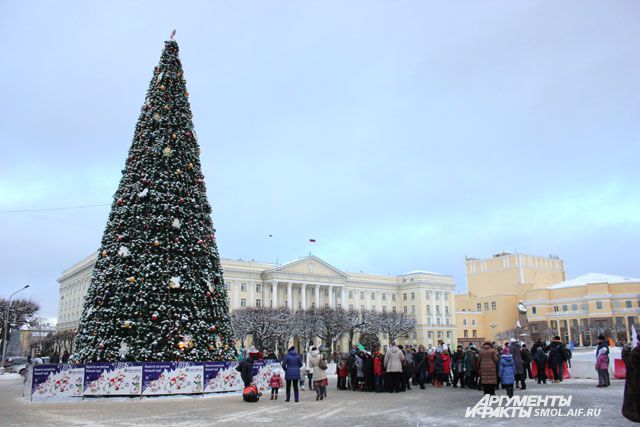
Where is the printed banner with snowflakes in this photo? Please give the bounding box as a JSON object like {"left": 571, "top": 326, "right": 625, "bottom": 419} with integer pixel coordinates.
{"left": 142, "top": 362, "right": 204, "bottom": 395}
{"left": 31, "top": 365, "right": 85, "bottom": 401}
{"left": 83, "top": 363, "right": 143, "bottom": 396}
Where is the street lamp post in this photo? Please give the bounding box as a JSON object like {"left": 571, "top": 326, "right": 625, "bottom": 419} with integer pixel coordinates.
{"left": 2, "top": 285, "right": 30, "bottom": 367}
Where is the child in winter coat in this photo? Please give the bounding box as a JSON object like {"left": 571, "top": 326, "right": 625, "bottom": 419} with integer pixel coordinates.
{"left": 337, "top": 357, "right": 349, "bottom": 390}
{"left": 596, "top": 347, "right": 610, "bottom": 387}
{"left": 269, "top": 371, "right": 283, "bottom": 400}
{"left": 299, "top": 363, "right": 306, "bottom": 391}
{"left": 499, "top": 347, "right": 516, "bottom": 398}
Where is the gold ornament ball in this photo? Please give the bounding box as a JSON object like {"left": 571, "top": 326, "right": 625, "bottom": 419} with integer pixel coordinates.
{"left": 160, "top": 85, "right": 165, "bottom": 91}
{"left": 162, "top": 146, "right": 172, "bottom": 157}
{"left": 178, "top": 342, "right": 185, "bottom": 349}
{"left": 185, "top": 91, "right": 189, "bottom": 97}
{"left": 176, "top": 169, "right": 182, "bottom": 175}
{"left": 171, "top": 133, "right": 177, "bottom": 140}
{"left": 153, "top": 240, "right": 160, "bottom": 247}
{"left": 163, "top": 104, "right": 170, "bottom": 111}
{"left": 101, "top": 250, "right": 107, "bottom": 257}
{"left": 124, "top": 321, "right": 131, "bottom": 328}
{"left": 128, "top": 277, "right": 136, "bottom": 283}
{"left": 187, "top": 163, "right": 193, "bottom": 169}
{"left": 209, "top": 345, "right": 214, "bottom": 351}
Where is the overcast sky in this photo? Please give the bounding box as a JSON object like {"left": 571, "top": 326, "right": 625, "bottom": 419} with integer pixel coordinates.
{"left": 1, "top": 1, "right": 639, "bottom": 320}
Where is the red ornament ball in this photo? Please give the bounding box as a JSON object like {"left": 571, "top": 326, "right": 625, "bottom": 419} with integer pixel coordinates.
{"left": 98, "top": 343, "right": 104, "bottom": 350}
{"left": 152, "top": 314, "right": 158, "bottom": 321}
{"left": 117, "top": 199, "right": 124, "bottom": 206}
{"left": 206, "top": 291, "right": 211, "bottom": 299}
{"left": 178, "top": 197, "right": 185, "bottom": 204}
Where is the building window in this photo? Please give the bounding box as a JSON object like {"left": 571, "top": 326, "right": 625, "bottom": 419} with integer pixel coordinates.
{"left": 427, "top": 304, "right": 431, "bottom": 314}
{"left": 412, "top": 305, "right": 416, "bottom": 314}
{"left": 484, "top": 302, "right": 489, "bottom": 311}
{"left": 626, "top": 300, "right": 632, "bottom": 308}
{"left": 614, "top": 301, "right": 622, "bottom": 308}
{"left": 596, "top": 301, "right": 603, "bottom": 309}
{"left": 437, "top": 318, "right": 441, "bottom": 325}
{"left": 428, "top": 331, "right": 433, "bottom": 339}
{"left": 447, "top": 331, "right": 452, "bottom": 338}
{"left": 240, "top": 298, "right": 246, "bottom": 307}
{"left": 392, "top": 294, "right": 396, "bottom": 301}
{"left": 349, "top": 304, "right": 354, "bottom": 310}
{"left": 582, "top": 302, "right": 588, "bottom": 310}
{"left": 436, "top": 305, "right": 441, "bottom": 315}
{"left": 437, "top": 331, "right": 442, "bottom": 339}
{"left": 360, "top": 292, "right": 365, "bottom": 300}
{"left": 298, "top": 301, "right": 302, "bottom": 309}
{"left": 371, "top": 292, "right": 375, "bottom": 300}
{"left": 477, "top": 303, "right": 482, "bottom": 311}
{"left": 382, "top": 306, "right": 386, "bottom": 313}
{"left": 403, "top": 293, "right": 407, "bottom": 301}
{"left": 325, "top": 289, "right": 328, "bottom": 297}
{"left": 427, "top": 318, "right": 432, "bottom": 325}
{"left": 562, "top": 304, "right": 568, "bottom": 312}
{"left": 426, "top": 291, "right": 431, "bottom": 299}
{"left": 444, "top": 293, "right": 449, "bottom": 301}
{"left": 382, "top": 293, "right": 387, "bottom": 301}
{"left": 256, "top": 299, "right": 261, "bottom": 307}
{"left": 349, "top": 291, "right": 353, "bottom": 299}
{"left": 411, "top": 292, "right": 415, "bottom": 300}
{"left": 472, "top": 330, "right": 477, "bottom": 338}
{"left": 463, "top": 319, "right": 467, "bottom": 325}
{"left": 241, "top": 283, "right": 247, "bottom": 292}
{"left": 336, "top": 303, "right": 341, "bottom": 309}
{"left": 256, "top": 284, "right": 262, "bottom": 293}
{"left": 532, "top": 306, "right": 537, "bottom": 314}
{"left": 393, "top": 306, "right": 397, "bottom": 313}
{"left": 472, "top": 319, "right": 476, "bottom": 326}
{"left": 445, "top": 318, "right": 450, "bottom": 325}
{"left": 464, "top": 330, "right": 468, "bottom": 338}
{"left": 553, "top": 305, "right": 559, "bottom": 312}
{"left": 445, "top": 306, "right": 449, "bottom": 315}
{"left": 491, "top": 301, "right": 496, "bottom": 310}
{"left": 403, "top": 306, "right": 408, "bottom": 313}
{"left": 336, "top": 290, "right": 341, "bottom": 298}
{"left": 571, "top": 304, "right": 578, "bottom": 311}
{"left": 372, "top": 305, "right": 376, "bottom": 312}
{"left": 436, "top": 292, "right": 441, "bottom": 300}
{"left": 360, "top": 305, "right": 365, "bottom": 311}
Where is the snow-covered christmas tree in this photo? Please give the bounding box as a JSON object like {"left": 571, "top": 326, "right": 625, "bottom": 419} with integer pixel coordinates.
{"left": 73, "top": 34, "right": 236, "bottom": 362}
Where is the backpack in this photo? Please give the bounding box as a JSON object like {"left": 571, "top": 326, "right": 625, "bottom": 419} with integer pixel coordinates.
{"left": 319, "top": 357, "right": 328, "bottom": 370}
{"left": 242, "top": 385, "right": 260, "bottom": 402}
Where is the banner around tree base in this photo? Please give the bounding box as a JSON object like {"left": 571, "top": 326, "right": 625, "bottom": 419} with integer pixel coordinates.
{"left": 31, "top": 360, "right": 279, "bottom": 401}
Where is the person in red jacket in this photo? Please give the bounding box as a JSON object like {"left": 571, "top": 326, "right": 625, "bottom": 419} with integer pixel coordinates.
{"left": 269, "top": 371, "right": 284, "bottom": 400}
{"left": 337, "top": 355, "right": 349, "bottom": 390}
{"left": 373, "top": 350, "right": 384, "bottom": 392}
{"left": 427, "top": 350, "right": 435, "bottom": 385}
{"left": 441, "top": 349, "right": 452, "bottom": 386}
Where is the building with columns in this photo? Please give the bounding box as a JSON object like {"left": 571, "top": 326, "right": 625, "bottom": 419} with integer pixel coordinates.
{"left": 57, "top": 253, "right": 458, "bottom": 349}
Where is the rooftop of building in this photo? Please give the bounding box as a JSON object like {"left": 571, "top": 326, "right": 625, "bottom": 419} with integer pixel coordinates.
{"left": 546, "top": 272, "right": 640, "bottom": 289}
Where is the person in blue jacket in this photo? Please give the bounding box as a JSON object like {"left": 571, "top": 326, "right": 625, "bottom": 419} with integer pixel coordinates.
{"left": 499, "top": 346, "right": 516, "bottom": 398}
{"left": 281, "top": 346, "right": 303, "bottom": 402}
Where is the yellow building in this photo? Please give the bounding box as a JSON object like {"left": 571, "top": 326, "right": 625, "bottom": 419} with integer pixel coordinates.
{"left": 455, "top": 252, "right": 565, "bottom": 346}
{"left": 524, "top": 273, "right": 640, "bottom": 346}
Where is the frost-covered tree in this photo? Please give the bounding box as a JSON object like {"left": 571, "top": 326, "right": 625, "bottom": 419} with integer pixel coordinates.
{"left": 292, "top": 309, "right": 321, "bottom": 354}
{"left": 316, "top": 307, "right": 350, "bottom": 357}
{"left": 373, "top": 311, "right": 416, "bottom": 343}
{"left": 73, "top": 36, "right": 235, "bottom": 362}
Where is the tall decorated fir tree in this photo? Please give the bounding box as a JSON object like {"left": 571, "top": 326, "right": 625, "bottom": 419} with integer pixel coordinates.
{"left": 73, "top": 35, "right": 236, "bottom": 362}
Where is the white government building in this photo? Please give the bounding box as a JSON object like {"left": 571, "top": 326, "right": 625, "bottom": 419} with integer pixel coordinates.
{"left": 57, "top": 253, "right": 458, "bottom": 349}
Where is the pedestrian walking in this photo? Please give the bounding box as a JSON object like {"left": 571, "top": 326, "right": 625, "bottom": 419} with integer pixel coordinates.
{"left": 308, "top": 347, "right": 328, "bottom": 401}
{"left": 623, "top": 334, "right": 640, "bottom": 422}
{"left": 534, "top": 347, "right": 547, "bottom": 384}
{"left": 509, "top": 338, "right": 526, "bottom": 390}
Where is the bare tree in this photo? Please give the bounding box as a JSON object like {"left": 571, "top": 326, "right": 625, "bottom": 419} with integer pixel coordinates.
{"left": 0, "top": 298, "right": 40, "bottom": 350}
{"left": 316, "top": 307, "right": 350, "bottom": 358}
{"left": 345, "top": 309, "right": 363, "bottom": 349}
{"left": 230, "top": 310, "right": 253, "bottom": 348}
{"left": 373, "top": 311, "right": 416, "bottom": 343}
{"left": 292, "top": 309, "right": 321, "bottom": 355}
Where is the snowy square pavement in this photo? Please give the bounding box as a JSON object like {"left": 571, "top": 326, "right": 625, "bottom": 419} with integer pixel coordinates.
{"left": 0, "top": 376, "right": 633, "bottom": 426}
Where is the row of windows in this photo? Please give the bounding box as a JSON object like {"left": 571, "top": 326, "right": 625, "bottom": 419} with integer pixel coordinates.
{"left": 462, "top": 330, "right": 478, "bottom": 338}
{"left": 537, "top": 300, "right": 637, "bottom": 315}
{"left": 230, "top": 284, "right": 451, "bottom": 303}
{"left": 462, "top": 318, "right": 477, "bottom": 326}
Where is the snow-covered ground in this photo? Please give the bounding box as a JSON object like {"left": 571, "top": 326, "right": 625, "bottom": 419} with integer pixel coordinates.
{"left": 0, "top": 373, "right": 22, "bottom": 381}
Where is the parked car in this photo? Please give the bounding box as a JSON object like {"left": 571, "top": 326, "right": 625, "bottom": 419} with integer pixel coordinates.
{"left": 5, "top": 357, "right": 51, "bottom": 376}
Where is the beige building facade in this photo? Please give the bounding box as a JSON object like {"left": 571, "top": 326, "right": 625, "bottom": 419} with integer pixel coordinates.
{"left": 524, "top": 273, "right": 640, "bottom": 346}
{"left": 58, "top": 253, "right": 458, "bottom": 349}
{"left": 455, "top": 252, "right": 566, "bottom": 346}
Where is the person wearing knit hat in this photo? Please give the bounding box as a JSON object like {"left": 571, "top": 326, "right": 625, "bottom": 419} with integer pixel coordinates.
{"left": 509, "top": 338, "right": 526, "bottom": 390}
{"left": 499, "top": 345, "right": 516, "bottom": 398}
